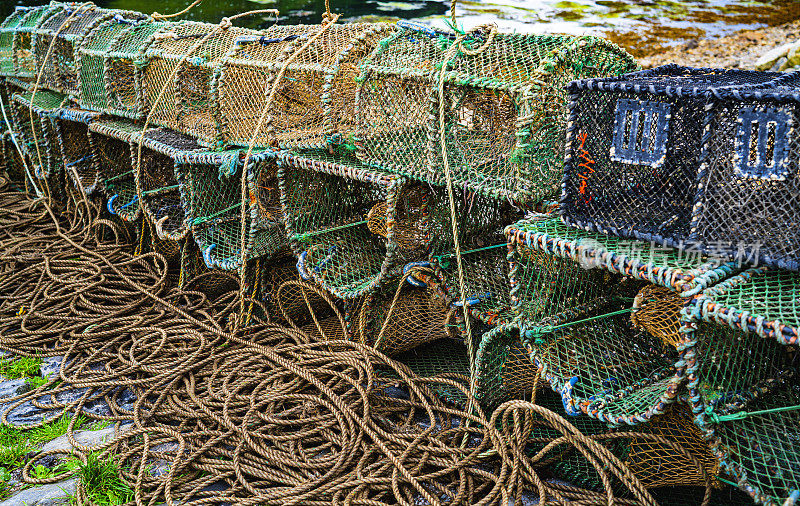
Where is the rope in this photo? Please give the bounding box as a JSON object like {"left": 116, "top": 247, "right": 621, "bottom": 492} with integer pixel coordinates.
{"left": 152, "top": 0, "right": 204, "bottom": 20}
{"left": 235, "top": 14, "right": 340, "bottom": 325}
{"left": 708, "top": 403, "right": 800, "bottom": 423}
{"left": 436, "top": 23, "right": 498, "bottom": 425}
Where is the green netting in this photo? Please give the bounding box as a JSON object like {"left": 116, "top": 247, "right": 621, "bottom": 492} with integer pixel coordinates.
{"left": 176, "top": 148, "right": 286, "bottom": 270}
{"left": 0, "top": 7, "right": 31, "bottom": 77}
{"left": 1, "top": 4, "right": 60, "bottom": 79}
{"left": 74, "top": 13, "right": 155, "bottom": 114}
{"left": 505, "top": 214, "right": 739, "bottom": 296}
{"left": 10, "top": 90, "right": 66, "bottom": 182}
{"left": 52, "top": 107, "right": 101, "bottom": 194}
{"left": 217, "top": 23, "right": 393, "bottom": 150}
{"left": 89, "top": 117, "right": 141, "bottom": 221}
{"left": 356, "top": 276, "right": 451, "bottom": 356}
{"left": 695, "top": 268, "right": 800, "bottom": 347}
{"left": 393, "top": 338, "right": 471, "bottom": 407}
{"left": 133, "top": 127, "right": 202, "bottom": 241}
{"left": 685, "top": 299, "right": 799, "bottom": 506}
{"left": 32, "top": 3, "right": 116, "bottom": 96}
{"left": 427, "top": 188, "right": 523, "bottom": 327}
{"left": 142, "top": 20, "right": 261, "bottom": 147}
{"left": 355, "top": 24, "right": 638, "bottom": 204}
{"left": 278, "top": 150, "right": 427, "bottom": 299}
{"left": 473, "top": 323, "right": 541, "bottom": 407}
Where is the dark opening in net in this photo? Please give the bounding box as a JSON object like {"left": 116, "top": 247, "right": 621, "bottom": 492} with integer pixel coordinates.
{"left": 32, "top": 3, "right": 115, "bottom": 96}
{"left": 1, "top": 130, "right": 28, "bottom": 187}
{"left": 74, "top": 13, "right": 159, "bottom": 116}
{"left": 52, "top": 107, "right": 100, "bottom": 194}
{"left": 560, "top": 64, "right": 800, "bottom": 270}
{"left": 176, "top": 148, "right": 286, "bottom": 270}
{"left": 89, "top": 117, "right": 140, "bottom": 221}
{"left": 355, "top": 23, "right": 638, "bottom": 205}
{"left": 133, "top": 127, "right": 201, "bottom": 241}
{"left": 218, "top": 23, "right": 394, "bottom": 150}
{"left": 278, "top": 150, "right": 427, "bottom": 299}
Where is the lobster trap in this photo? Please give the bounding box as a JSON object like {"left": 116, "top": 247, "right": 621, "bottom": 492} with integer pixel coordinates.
{"left": 141, "top": 20, "right": 260, "bottom": 148}
{"left": 355, "top": 274, "right": 452, "bottom": 356}
{"left": 278, "top": 150, "right": 429, "bottom": 299}
{"left": 354, "top": 22, "right": 638, "bottom": 204}
{"left": 75, "top": 13, "right": 162, "bottom": 116}
{"left": 217, "top": 23, "right": 394, "bottom": 150}
{"left": 88, "top": 117, "right": 141, "bottom": 221}
{"left": 0, "top": 4, "right": 60, "bottom": 79}
{"left": 51, "top": 106, "right": 100, "bottom": 194}
{"left": 427, "top": 188, "right": 524, "bottom": 327}
{"left": 1, "top": 130, "right": 28, "bottom": 187}
{"left": 32, "top": 3, "right": 118, "bottom": 96}
{"left": 505, "top": 215, "right": 692, "bottom": 425}
{"left": 681, "top": 279, "right": 799, "bottom": 506}
{"left": 133, "top": 127, "right": 202, "bottom": 241}
{"left": 10, "top": 90, "right": 66, "bottom": 183}
{"left": 175, "top": 148, "right": 286, "bottom": 270}
{"left": 472, "top": 323, "right": 542, "bottom": 407}
{"left": 561, "top": 65, "right": 800, "bottom": 270}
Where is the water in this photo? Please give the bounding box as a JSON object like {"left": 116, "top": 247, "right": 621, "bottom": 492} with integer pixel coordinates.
{"left": 2, "top": 0, "right": 800, "bottom": 56}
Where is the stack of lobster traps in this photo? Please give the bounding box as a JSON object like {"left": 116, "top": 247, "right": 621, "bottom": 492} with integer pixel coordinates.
{"left": 1, "top": 1, "right": 799, "bottom": 503}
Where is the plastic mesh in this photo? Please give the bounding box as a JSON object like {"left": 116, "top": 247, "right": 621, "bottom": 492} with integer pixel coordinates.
{"left": 177, "top": 149, "right": 286, "bottom": 270}
{"left": 258, "top": 254, "right": 300, "bottom": 324}
{"left": 624, "top": 404, "right": 718, "bottom": 488}
{"left": 356, "top": 278, "right": 450, "bottom": 355}
{"left": 428, "top": 188, "right": 523, "bottom": 326}
{"left": 1, "top": 130, "right": 28, "bottom": 186}
{"left": 52, "top": 108, "right": 100, "bottom": 194}
{"left": 274, "top": 278, "right": 347, "bottom": 340}
{"left": 10, "top": 90, "right": 65, "bottom": 180}
{"left": 0, "top": 8, "right": 31, "bottom": 77}
{"left": 393, "top": 338, "right": 471, "bottom": 406}
{"left": 278, "top": 150, "right": 426, "bottom": 299}
{"left": 355, "top": 24, "right": 638, "bottom": 204}
{"left": 473, "top": 324, "right": 541, "bottom": 407}
{"left": 561, "top": 65, "right": 800, "bottom": 270}
{"left": 219, "top": 23, "right": 394, "bottom": 150}
{"left": 631, "top": 284, "right": 685, "bottom": 348}
{"left": 133, "top": 127, "right": 202, "bottom": 241}
{"left": 3, "top": 4, "right": 59, "bottom": 79}
{"left": 142, "top": 21, "right": 260, "bottom": 147}
{"left": 33, "top": 4, "right": 114, "bottom": 96}
{"left": 75, "top": 14, "right": 157, "bottom": 115}
{"left": 505, "top": 214, "right": 738, "bottom": 296}
{"left": 89, "top": 117, "right": 140, "bottom": 221}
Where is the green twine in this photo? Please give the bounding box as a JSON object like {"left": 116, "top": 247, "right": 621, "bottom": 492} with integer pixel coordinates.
{"left": 708, "top": 404, "right": 800, "bottom": 423}
{"left": 192, "top": 202, "right": 242, "bottom": 226}
{"left": 524, "top": 308, "right": 633, "bottom": 342}
{"left": 434, "top": 243, "right": 507, "bottom": 269}
{"left": 141, "top": 184, "right": 180, "bottom": 196}
{"left": 104, "top": 169, "right": 135, "bottom": 184}
{"left": 292, "top": 220, "right": 368, "bottom": 242}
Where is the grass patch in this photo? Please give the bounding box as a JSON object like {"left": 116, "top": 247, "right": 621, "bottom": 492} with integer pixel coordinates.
{"left": 0, "top": 414, "right": 88, "bottom": 468}
{"left": 0, "top": 357, "right": 42, "bottom": 380}
{"left": 76, "top": 453, "right": 133, "bottom": 505}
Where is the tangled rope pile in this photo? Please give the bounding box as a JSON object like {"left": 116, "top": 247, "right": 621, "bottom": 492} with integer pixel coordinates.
{"left": 0, "top": 179, "right": 712, "bottom": 505}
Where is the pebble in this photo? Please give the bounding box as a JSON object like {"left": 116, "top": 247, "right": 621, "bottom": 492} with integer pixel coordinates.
{"left": 756, "top": 41, "right": 800, "bottom": 70}
{"left": 0, "top": 478, "right": 77, "bottom": 506}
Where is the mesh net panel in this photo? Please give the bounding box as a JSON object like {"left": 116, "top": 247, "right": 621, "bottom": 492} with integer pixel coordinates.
{"left": 10, "top": 90, "right": 65, "bottom": 181}
{"left": 75, "top": 14, "right": 154, "bottom": 114}
{"left": 1, "top": 131, "right": 27, "bottom": 186}
{"left": 356, "top": 278, "right": 450, "bottom": 355}
{"left": 355, "top": 26, "right": 638, "bottom": 204}
{"left": 624, "top": 404, "right": 719, "bottom": 488}
{"left": 279, "top": 150, "right": 426, "bottom": 299}
{"left": 473, "top": 324, "right": 542, "bottom": 407}
{"left": 561, "top": 65, "right": 799, "bottom": 270}
{"left": 89, "top": 117, "right": 140, "bottom": 221}
{"left": 134, "top": 127, "right": 201, "bottom": 241}
{"left": 178, "top": 149, "right": 285, "bottom": 270}
{"left": 274, "top": 278, "right": 347, "bottom": 340}
{"left": 631, "top": 284, "right": 686, "bottom": 348}
{"left": 259, "top": 253, "right": 300, "bottom": 324}
{"left": 219, "top": 23, "right": 394, "bottom": 150}
{"left": 8, "top": 4, "right": 59, "bottom": 79}
{"left": 393, "top": 338, "right": 471, "bottom": 407}
{"left": 0, "top": 8, "right": 31, "bottom": 76}
{"left": 505, "top": 214, "right": 737, "bottom": 295}
{"left": 142, "top": 21, "right": 259, "bottom": 146}
{"left": 53, "top": 108, "right": 100, "bottom": 194}
{"left": 428, "top": 188, "right": 523, "bottom": 326}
